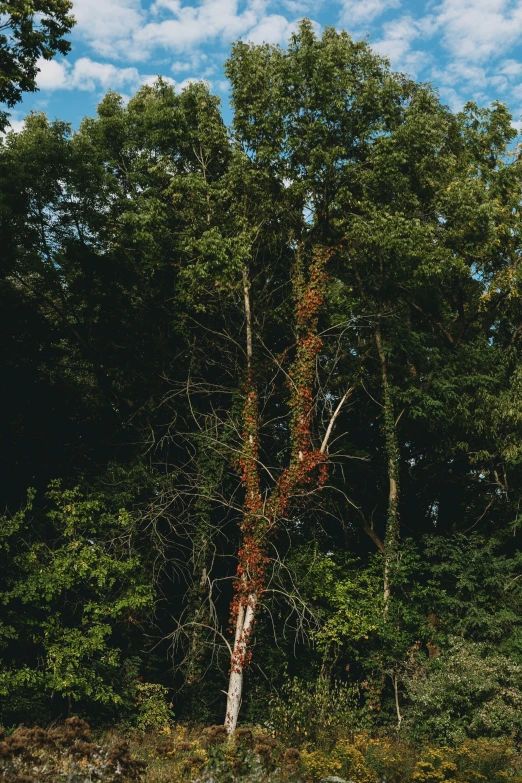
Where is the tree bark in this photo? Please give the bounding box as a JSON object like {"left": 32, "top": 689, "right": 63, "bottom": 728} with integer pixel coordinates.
{"left": 375, "top": 320, "right": 400, "bottom": 605}
{"left": 225, "top": 594, "right": 256, "bottom": 732}
{"left": 391, "top": 670, "right": 402, "bottom": 730}
{"left": 225, "top": 264, "right": 260, "bottom": 733}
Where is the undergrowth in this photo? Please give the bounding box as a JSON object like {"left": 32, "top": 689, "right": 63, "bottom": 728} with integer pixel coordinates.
{"left": 2, "top": 719, "right": 522, "bottom": 782}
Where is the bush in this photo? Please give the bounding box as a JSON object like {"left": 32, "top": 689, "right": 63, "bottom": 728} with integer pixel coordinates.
{"left": 135, "top": 682, "right": 174, "bottom": 733}
{"left": 403, "top": 637, "right": 522, "bottom": 744}
{"left": 410, "top": 740, "right": 522, "bottom": 783}
{"left": 300, "top": 738, "right": 372, "bottom": 782}
{"left": 0, "top": 484, "right": 154, "bottom": 727}
{"left": 146, "top": 724, "right": 298, "bottom": 783}
{"left": 267, "top": 677, "right": 360, "bottom": 748}
{"left": 0, "top": 717, "right": 146, "bottom": 781}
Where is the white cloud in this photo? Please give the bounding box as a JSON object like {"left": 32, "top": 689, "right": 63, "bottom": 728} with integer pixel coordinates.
{"left": 500, "top": 58, "right": 522, "bottom": 77}
{"left": 490, "top": 74, "right": 509, "bottom": 89}
{"left": 37, "top": 59, "right": 69, "bottom": 89}
{"left": 135, "top": 0, "right": 264, "bottom": 53}
{"left": 171, "top": 60, "right": 193, "bottom": 72}
{"left": 245, "top": 14, "right": 298, "bottom": 44}
{"left": 338, "top": 0, "right": 401, "bottom": 30}
{"left": 70, "top": 58, "right": 143, "bottom": 90}
{"left": 171, "top": 51, "right": 211, "bottom": 74}
{"left": 433, "top": 0, "right": 522, "bottom": 63}
{"left": 506, "top": 80, "right": 522, "bottom": 99}
{"left": 371, "top": 15, "right": 430, "bottom": 76}
{"left": 36, "top": 57, "right": 176, "bottom": 93}
{"left": 282, "top": 0, "right": 319, "bottom": 13}
{"left": 67, "top": 0, "right": 314, "bottom": 64}
{"left": 69, "top": 0, "right": 146, "bottom": 59}
{"left": 372, "top": 15, "right": 420, "bottom": 57}
{"left": 431, "top": 60, "right": 488, "bottom": 89}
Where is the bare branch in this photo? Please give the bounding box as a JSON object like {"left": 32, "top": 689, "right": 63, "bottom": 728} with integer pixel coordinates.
{"left": 320, "top": 387, "right": 354, "bottom": 454}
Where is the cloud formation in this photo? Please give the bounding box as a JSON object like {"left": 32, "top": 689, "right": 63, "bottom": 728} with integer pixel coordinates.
{"left": 338, "top": 0, "right": 401, "bottom": 29}
{"left": 70, "top": 0, "right": 146, "bottom": 58}
{"left": 372, "top": 15, "right": 428, "bottom": 75}
{"left": 37, "top": 56, "right": 175, "bottom": 92}
{"left": 435, "top": 0, "right": 522, "bottom": 62}
{"left": 67, "top": 0, "right": 309, "bottom": 61}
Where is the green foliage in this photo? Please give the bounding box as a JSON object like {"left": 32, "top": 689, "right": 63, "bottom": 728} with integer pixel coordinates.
{"left": 425, "top": 534, "right": 522, "bottom": 659}
{"left": 289, "top": 542, "right": 431, "bottom": 675}
{"left": 267, "top": 677, "right": 361, "bottom": 748}
{"left": 403, "top": 638, "right": 522, "bottom": 745}
{"left": 0, "top": 482, "right": 154, "bottom": 724}
{"left": 135, "top": 683, "right": 174, "bottom": 733}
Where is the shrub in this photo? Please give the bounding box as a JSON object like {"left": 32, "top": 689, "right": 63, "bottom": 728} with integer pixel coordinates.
{"left": 411, "top": 740, "right": 522, "bottom": 783}
{"left": 362, "top": 735, "right": 417, "bottom": 783}
{"left": 145, "top": 724, "right": 296, "bottom": 783}
{"left": 403, "top": 637, "right": 522, "bottom": 744}
{"left": 115, "top": 724, "right": 522, "bottom": 783}
{"left": 0, "top": 717, "right": 146, "bottom": 781}
{"left": 135, "top": 682, "right": 174, "bottom": 733}
{"left": 0, "top": 484, "right": 154, "bottom": 727}
{"left": 299, "top": 735, "right": 522, "bottom": 783}
{"left": 267, "top": 676, "right": 360, "bottom": 748}
{"left": 301, "top": 738, "right": 372, "bottom": 782}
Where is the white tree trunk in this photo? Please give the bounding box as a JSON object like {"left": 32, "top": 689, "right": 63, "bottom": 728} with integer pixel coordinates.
{"left": 224, "top": 594, "right": 257, "bottom": 733}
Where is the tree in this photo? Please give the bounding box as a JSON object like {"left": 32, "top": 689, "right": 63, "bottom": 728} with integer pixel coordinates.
{"left": 0, "top": 0, "right": 74, "bottom": 130}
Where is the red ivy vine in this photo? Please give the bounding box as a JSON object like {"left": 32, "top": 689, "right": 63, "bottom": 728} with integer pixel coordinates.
{"left": 230, "top": 246, "right": 332, "bottom": 670}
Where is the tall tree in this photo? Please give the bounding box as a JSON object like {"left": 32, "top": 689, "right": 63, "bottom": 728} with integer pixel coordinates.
{"left": 220, "top": 20, "right": 417, "bottom": 727}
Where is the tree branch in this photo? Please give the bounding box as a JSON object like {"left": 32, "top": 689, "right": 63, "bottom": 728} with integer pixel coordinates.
{"left": 320, "top": 387, "right": 354, "bottom": 454}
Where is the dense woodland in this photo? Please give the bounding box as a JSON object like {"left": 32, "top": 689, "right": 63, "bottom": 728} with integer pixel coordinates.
{"left": 4, "top": 11, "right": 522, "bottom": 781}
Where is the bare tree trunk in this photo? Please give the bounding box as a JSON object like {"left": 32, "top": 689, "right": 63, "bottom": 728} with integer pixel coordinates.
{"left": 225, "top": 594, "right": 256, "bottom": 732}
{"left": 242, "top": 264, "right": 253, "bottom": 366}
{"left": 391, "top": 669, "right": 402, "bottom": 730}
{"left": 363, "top": 519, "right": 385, "bottom": 553}
{"left": 225, "top": 265, "right": 260, "bottom": 733}
{"left": 375, "top": 320, "right": 400, "bottom": 605}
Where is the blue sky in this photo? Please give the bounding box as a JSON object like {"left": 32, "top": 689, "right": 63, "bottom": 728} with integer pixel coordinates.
{"left": 9, "top": 0, "right": 522, "bottom": 131}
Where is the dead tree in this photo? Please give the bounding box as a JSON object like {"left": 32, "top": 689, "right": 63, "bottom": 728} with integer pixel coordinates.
{"left": 225, "top": 245, "right": 351, "bottom": 731}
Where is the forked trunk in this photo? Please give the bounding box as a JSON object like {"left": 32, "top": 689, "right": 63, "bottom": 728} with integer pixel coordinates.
{"left": 224, "top": 249, "right": 336, "bottom": 732}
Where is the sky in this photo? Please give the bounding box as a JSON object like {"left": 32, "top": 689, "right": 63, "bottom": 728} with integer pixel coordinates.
{"left": 8, "top": 0, "right": 522, "bottom": 132}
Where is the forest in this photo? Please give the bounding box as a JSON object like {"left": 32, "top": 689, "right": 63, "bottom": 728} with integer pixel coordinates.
{"left": 3, "top": 9, "right": 522, "bottom": 782}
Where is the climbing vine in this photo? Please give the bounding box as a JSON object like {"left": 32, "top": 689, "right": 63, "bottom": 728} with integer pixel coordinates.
{"left": 229, "top": 246, "right": 332, "bottom": 671}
